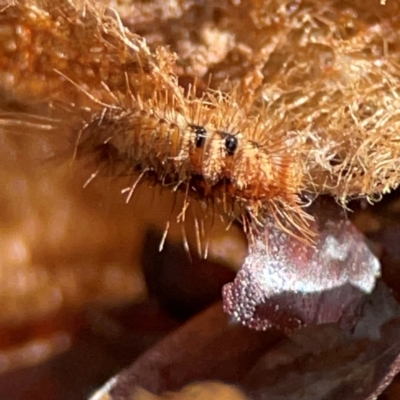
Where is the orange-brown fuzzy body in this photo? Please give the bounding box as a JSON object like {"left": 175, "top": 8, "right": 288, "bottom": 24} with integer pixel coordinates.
{"left": 77, "top": 91, "right": 308, "bottom": 240}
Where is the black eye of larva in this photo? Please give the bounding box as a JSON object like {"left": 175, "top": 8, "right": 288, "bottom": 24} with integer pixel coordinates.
{"left": 224, "top": 134, "right": 238, "bottom": 155}
{"left": 193, "top": 125, "right": 207, "bottom": 148}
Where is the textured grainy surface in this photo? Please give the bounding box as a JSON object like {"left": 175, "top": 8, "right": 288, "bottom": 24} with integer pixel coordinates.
{"left": 223, "top": 206, "right": 380, "bottom": 330}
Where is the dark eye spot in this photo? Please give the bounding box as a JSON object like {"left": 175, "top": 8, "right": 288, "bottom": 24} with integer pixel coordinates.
{"left": 225, "top": 134, "right": 238, "bottom": 155}
{"left": 193, "top": 125, "right": 207, "bottom": 148}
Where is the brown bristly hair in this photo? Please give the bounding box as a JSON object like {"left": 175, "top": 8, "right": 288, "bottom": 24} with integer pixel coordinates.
{"left": 3, "top": 0, "right": 400, "bottom": 246}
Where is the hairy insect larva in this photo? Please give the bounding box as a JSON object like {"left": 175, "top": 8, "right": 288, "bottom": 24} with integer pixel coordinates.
{"left": 76, "top": 88, "right": 312, "bottom": 242}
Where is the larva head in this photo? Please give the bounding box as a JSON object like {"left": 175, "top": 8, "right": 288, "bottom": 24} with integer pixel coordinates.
{"left": 232, "top": 142, "right": 303, "bottom": 203}
{"left": 199, "top": 130, "right": 242, "bottom": 185}
{"left": 199, "top": 129, "right": 301, "bottom": 204}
